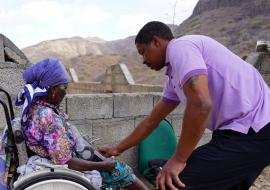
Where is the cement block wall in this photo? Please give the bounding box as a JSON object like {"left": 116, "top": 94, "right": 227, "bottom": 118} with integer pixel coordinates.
{"left": 67, "top": 82, "right": 163, "bottom": 94}
{"left": 67, "top": 63, "right": 163, "bottom": 94}
{"left": 0, "top": 34, "right": 30, "bottom": 129}
{"left": 0, "top": 63, "right": 28, "bottom": 129}
{"left": 63, "top": 93, "right": 212, "bottom": 170}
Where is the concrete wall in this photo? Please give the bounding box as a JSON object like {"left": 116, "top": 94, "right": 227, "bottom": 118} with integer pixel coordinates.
{"left": 67, "top": 63, "right": 163, "bottom": 94}
{"left": 0, "top": 34, "right": 30, "bottom": 129}
{"left": 63, "top": 93, "right": 211, "bottom": 171}
{"left": 67, "top": 82, "right": 163, "bottom": 94}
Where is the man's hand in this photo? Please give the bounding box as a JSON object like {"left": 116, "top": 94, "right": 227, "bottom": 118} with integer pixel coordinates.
{"left": 98, "top": 146, "right": 122, "bottom": 157}
{"left": 156, "top": 156, "right": 186, "bottom": 190}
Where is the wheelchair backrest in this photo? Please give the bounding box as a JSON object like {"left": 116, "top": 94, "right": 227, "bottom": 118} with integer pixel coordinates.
{"left": 0, "top": 88, "right": 19, "bottom": 189}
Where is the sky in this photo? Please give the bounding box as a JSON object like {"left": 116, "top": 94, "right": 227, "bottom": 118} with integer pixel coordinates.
{"left": 0, "top": 0, "right": 199, "bottom": 48}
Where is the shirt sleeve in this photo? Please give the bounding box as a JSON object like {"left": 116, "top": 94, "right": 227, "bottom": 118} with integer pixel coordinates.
{"left": 36, "top": 108, "right": 73, "bottom": 164}
{"left": 162, "top": 78, "right": 180, "bottom": 105}
{"left": 170, "top": 40, "right": 208, "bottom": 88}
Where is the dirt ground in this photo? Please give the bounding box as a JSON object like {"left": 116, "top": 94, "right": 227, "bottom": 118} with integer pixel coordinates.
{"left": 250, "top": 166, "right": 270, "bottom": 190}
{"left": 138, "top": 166, "right": 270, "bottom": 190}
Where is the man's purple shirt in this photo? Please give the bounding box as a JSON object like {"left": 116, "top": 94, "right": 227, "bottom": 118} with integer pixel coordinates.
{"left": 162, "top": 35, "right": 270, "bottom": 134}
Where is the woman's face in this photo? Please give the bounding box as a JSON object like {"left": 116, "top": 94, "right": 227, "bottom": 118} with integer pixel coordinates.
{"left": 50, "top": 83, "right": 68, "bottom": 106}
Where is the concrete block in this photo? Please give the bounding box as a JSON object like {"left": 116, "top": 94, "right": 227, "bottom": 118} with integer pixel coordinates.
{"left": 262, "top": 74, "right": 270, "bottom": 86}
{"left": 170, "top": 115, "right": 183, "bottom": 137}
{"left": 171, "top": 114, "right": 212, "bottom": 143}
{"left": 153, "top": 94, "right": 185, "bottom": 116}
{"left": 4, "top": 47, "right": 28, "bottom": 65}
{"left": 92, "top": 118, "right": 134, "bottom": 147}
{"left": 117, "top": 146, "right": 138, "bottom": 169}
{"left": 0, "top": 92, "right": 23, "bottom": 130}
{"left": 119, "top": 63, "right": 135, "bottom": 85}
{"left": 135, "top": 115, "right": 171, "bottom": 130}
{"left": 0, "top": 35, "right": 4, "bottom": 62}
{"left": 197, "top": 129, "right": 212, "bottom": 146}
{"left": 69, "top": 120, "right": 93, "bottom": 142}
{"left": 112, "top": 74, "right": 129, "bottom": 85}
{"left": 259, "top": 54, "right": 270, "bottom": 72}
{"left": 111, "top": 64, "right": 122, "bottom": 73}
{"left": 0, "top": 105, "right": 9, "bottom": 130}
{"left": 59, "top": 97, "right": 67, "bottom": 113}
{"left": 2, "top": 34, "right": 29, "bottom": 63}
{"left": 69, "top": 68, "right": 79, "bottom": 82}
{"left": 66, "top": 94, "right": 113, "bottom": 120}
{"left": 0, "top": 68, "right": 25, "bottom": 96}
{"left": 0, "top": 128, "right": 4, "bottom": 136}
{"left": 134, "top": 116, "right": 147, "bottom": 127}
{"left": 113, "top": 93, "right": 154, "bottom": 117}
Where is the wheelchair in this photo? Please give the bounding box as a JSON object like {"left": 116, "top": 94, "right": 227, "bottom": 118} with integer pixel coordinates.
{"left": 0, "top": 88, "right": 98, "bottom": 190}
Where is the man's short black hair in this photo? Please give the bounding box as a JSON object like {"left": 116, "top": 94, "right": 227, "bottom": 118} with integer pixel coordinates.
{"left": 135, "top": 21, "right": 174, "bottom": 44}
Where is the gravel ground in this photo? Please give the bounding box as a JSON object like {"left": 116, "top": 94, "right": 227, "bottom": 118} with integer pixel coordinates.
{"left": 250, "top": 166, "right": 270, "bottom": 190}
{"left": 138, "top": 166, "right": 270, "bottom": 190}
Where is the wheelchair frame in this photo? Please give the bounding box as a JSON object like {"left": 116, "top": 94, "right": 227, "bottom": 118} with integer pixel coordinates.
{"left": 0, "top": 88, "right": 98, "bottom": 190}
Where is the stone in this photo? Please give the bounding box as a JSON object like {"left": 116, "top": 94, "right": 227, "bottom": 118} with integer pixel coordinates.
{"left": 2, "top": 34, "right": 29, "bottom": 63}
{"left": 91, "top": 118, "right": 134, "bottom": 147}
{"left": 0, "top": 35, "right": 4, "bottom": 62}
{"left": 69, "top": 68, "right": 79, "bottom": 82}
{"left": 170, "top": 115, "right": 183, "bottom": 137}
{"left": 69, "top": 120, "right": 93, "bottom": 142}
{"left": 117, "top": 147, "right": 138, "bottom": 169}
{"left": 4, "top": 47, "right": 28, "bottom": 65}
{"left": 66, "top": 94, "right": 113, "bottom": 120}
{"left": 153, "top": 94, "right": 185, "bottom": 116}
{"left": 113, "top": 93, "right": 154, "bottom": 117}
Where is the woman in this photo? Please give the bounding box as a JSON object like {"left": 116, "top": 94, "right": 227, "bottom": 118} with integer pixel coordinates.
{"left": 16, "top": 58, "right": 148, "bottom": 190}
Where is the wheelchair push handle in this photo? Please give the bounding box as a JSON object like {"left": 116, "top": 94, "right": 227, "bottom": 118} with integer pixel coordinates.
{"left": 0, "top": 88, "right": 15, "bottom": 120}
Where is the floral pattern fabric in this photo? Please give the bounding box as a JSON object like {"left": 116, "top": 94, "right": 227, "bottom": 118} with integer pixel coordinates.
{"left": 24, "top": 99, "right": 136, "bottom": 188}
{"left": 24, "top": 99, "right": 77, "bottom": 165}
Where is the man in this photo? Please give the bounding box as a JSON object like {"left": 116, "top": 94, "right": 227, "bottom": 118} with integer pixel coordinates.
{"left": 99, "top": 21, "right": 270, "bottom": 190}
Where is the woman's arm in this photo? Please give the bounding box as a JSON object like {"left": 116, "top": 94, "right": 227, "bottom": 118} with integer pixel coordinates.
{"left": 67, "top": 157, "right": 116, "bottom": 172}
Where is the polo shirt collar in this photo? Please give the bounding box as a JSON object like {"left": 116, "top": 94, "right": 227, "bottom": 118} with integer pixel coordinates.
{"left": 165, "top": 39, "right": 174, "bottom": 76}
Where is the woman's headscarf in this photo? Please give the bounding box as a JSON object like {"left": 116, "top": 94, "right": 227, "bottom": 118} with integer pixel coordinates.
{"left": 16, "top": 58, "right": 70, "bottom": 124}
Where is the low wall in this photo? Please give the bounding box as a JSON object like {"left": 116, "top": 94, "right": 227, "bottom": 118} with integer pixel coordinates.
{"left": 0, "top": 62, "right": 28, "bottom": 128}
{"left": 67, "top": 82, "right": 107, "bottom": 94}
{"left": 67, "top": 82, "right": 163, "bottom": 94}
{"left": 63, "top": 92, "right": 212, "bottom": 171}
{"left": 0, "top": 89, "right": 212, "bottom": 171}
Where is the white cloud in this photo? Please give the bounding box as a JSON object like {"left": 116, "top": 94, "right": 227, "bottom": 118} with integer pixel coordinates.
{"left": 0, "top": 0, "right": 199, "bottom": 48}
{"left": 117, "top": 13, "right": 152, "bottom": 36}
{"left": 0, "top": 0, "right": 111, "bottom": 47}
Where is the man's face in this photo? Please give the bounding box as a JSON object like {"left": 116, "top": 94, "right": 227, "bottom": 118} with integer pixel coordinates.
{"left": 136, "top": 39, "right": 166, "bottom": 71}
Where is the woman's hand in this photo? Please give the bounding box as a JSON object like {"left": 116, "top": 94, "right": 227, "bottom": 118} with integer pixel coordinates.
{"left": 99, "top": 160, "right": 116, "bottom": 172}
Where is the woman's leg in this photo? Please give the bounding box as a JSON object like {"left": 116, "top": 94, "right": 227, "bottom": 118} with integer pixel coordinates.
{"left": 125, "top": 178, "right": 149, "bottom": 190}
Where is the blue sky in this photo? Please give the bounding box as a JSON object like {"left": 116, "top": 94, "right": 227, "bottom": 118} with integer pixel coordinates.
{"left": 0, "top": 0, "right": 198, "bottom": 48}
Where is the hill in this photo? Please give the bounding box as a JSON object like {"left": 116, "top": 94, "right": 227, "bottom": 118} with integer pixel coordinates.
{"left": 22, "top": 0, "right": 270, "bottom": 84}
{"left": 174, "top": 0, "right": 270, "bottom": 57}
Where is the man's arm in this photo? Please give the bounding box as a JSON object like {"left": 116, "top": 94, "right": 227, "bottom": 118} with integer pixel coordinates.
{"left": 99, "top": 99, "right": 178, "bottom": 156}
{"left": 174, "top": 74, "right": 212, "bottom": 162}
{"left": 157, "top": 74, "right": 212, "bottom": 190}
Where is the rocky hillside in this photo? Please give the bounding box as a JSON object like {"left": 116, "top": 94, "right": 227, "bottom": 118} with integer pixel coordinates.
{"left": 23, "top": 36, "right": 167, "bottom": 84}
{"left": 175, "top": 0, "right": 270, "bottom": 57}
{"left": 22, "top": 0, "right": 270, "bottom": 84}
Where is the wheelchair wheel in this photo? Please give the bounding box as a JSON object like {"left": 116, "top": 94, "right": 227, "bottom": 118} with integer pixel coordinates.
{"left": 13, "top": 168, "right": 98, "bottom": 190}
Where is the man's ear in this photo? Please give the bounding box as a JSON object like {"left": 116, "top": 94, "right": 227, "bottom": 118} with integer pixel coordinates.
{"left": 152, "top": 36, "right": 161, "bottom": 47}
